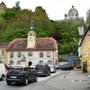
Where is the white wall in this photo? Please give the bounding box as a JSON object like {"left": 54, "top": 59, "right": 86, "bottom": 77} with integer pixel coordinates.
{"left": 7, "top": 50, "right": 58, "bottom": 66}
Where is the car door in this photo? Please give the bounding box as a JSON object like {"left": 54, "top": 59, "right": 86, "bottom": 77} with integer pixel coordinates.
{"left": 28, "top": 68, "right": 35, "bottom": 80}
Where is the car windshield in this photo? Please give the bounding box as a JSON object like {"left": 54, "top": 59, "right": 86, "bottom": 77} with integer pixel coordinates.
{"left": 9, "top": 67, "right": 23, "bottom": 72}
{"left": 35, "top": 65, "right": 44, "bottom": 70}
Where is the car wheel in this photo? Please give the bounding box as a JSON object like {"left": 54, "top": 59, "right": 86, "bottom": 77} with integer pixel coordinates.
{"left": 24, "top": 78, "right": 28, "bottom": 85}
{"left": 0, "top": 74, "right": 5, "bottom": 81}
{"left": 6, "top": 81, "right": 11, "bottom": 85}
{"left": 34, "top": 76, "right": 37, "bottom": 82}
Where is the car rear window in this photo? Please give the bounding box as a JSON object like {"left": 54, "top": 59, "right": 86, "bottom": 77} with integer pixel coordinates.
{"left": 35, "top": 65, "right": 44, "bottom": 70}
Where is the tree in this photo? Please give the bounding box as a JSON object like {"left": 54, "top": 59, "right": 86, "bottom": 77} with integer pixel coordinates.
{"left": 86, "top": 9, "right": 90, "bottom": 24}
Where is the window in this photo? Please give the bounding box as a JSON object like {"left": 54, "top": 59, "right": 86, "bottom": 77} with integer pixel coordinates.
{"left": 9, "top": 60, "right": 14, "bottom": 65}
{"left": 10, "top": 52, "right": 14, "bottom": 58}
{"left": 17, "top": 52, "right": 21, "bottom": 58}
{"left": 39, "top": 52, "right": 44, "bottom": 57}
{"left": 38, "top": 60, "right": 44, "bottom": 64}
{"left": 46, "top": 52, "right": 51, "bottom": 57}
{"left": 17, "top": 60, "right": 21, "bottom": 65}
{"left": 28, "top": 52, "right": 33, "bottom": 56}
{"left": 2, "top": 51, "right": 4, "bottom": 55}
{"left": 47, "top": 60, "right": 52, "bottom": 64}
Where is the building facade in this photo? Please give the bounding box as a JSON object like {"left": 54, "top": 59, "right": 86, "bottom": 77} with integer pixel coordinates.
{"left": 0, "top": 1, "right": 6, "bottom": 8}
{"left": 0, "top": 42, "right": 9, "bottom": 64}
{"left": 79, "top": 25, "right": 90, "bottom": 71}
{"left": 65, "top": 6, "right": 79, "bottom": 20}
{"left": 5, "top": 29, "right": 58, "bottom": 66}
{"left": 64, "top": 5, "right": 84, "bottom": 24}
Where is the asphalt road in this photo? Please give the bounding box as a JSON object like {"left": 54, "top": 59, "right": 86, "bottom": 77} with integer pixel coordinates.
{"left": 0, "top": 70, "right": 90, "bottom": 90}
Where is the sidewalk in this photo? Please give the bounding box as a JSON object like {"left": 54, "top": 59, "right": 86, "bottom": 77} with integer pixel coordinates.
{"left": 65, "top": 69, "right": 89, "bottom": 81}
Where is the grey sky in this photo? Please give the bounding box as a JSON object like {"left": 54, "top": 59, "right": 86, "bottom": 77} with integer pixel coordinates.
{"left": 1, "top": 0, "right": 90, "bottom": 20}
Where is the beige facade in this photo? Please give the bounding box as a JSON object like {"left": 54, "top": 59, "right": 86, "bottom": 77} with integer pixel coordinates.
{"left": 79, "top": 26, "right": 90, "bottom": 71}
{"left": 5, "top": 30, "right": 58, "bottom": 66}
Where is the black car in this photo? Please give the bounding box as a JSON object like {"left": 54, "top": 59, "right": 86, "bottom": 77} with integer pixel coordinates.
{"left": 6, "top": 67, "right": 37, "bottom": 85}
{"left": 35, "top": 64, "right": 50, "bottom": 76}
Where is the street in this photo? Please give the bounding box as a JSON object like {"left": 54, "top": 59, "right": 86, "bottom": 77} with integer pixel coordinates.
{"left": 0, "top": 70, "right": 90, "bottom": 90}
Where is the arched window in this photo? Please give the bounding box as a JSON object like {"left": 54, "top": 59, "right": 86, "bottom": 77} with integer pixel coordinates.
{"left": 9, "top": 60, "right": 14, "bottom": 65}
{"left": 47, "top": 60, "right": 52, "bottom": 64}
{"left": 28, "top": 52, "right": 33, "bottom": 56}
{"left": 17, "top": 60, "right": 21, "bottom": 65}
{"left": 2, "top": 51, "right": 4, "bottom": 55}
{"left": 39, "top": 52, "right": 44, "bottom": 57}
{"left": 10, "top": 52, "right": 14, "bottom": 58}
{"left": 17, "top": 52, "right": 21, "bottom": 58}
{"left": 38, "top": 60, "right": 44, "bottom": 64}
{"left": 46, "top": 52, "right": 51, "bottom": 57}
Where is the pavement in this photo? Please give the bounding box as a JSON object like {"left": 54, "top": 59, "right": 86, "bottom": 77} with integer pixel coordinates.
{"left": 37, "top": 71, "right": 60, "bottom": 82}
{"left": 65, "top": 69, "right": 89, "bottom": 82}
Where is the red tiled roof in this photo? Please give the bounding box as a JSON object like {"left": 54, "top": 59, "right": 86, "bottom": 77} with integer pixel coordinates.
{"left": 6, "top": 37, "right": 57, "bottom": 51}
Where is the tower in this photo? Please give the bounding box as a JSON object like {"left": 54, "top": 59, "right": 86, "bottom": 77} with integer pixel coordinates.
{"left": 27, "top": 21, "right": 36, "bottom": 48}
{"left": 0, "top": 1, "right": 6, "bottom": 8}
{"left": 65, "top": 5, "right": 79, "bottom": 20}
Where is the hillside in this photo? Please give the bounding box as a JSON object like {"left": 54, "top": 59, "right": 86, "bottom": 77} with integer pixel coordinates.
{"left": 0, "top": 5, "right": 84, "bottom": 55}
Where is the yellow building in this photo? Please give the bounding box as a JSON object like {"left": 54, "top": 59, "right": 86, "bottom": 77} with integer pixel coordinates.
{"left": 79, "top": 25, "right": 90, "bottom": 71}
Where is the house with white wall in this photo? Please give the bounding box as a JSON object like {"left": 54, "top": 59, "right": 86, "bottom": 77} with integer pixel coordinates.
{"left": 5, "top": 23, "right": 58, "bottom": 66}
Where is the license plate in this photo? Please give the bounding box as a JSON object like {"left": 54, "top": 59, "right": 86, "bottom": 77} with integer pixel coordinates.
{"left": 10, "top": 76, "right": 17, "bottom": 79}
{"left": 38, "top": 72, "right": 42, "bottom": 73}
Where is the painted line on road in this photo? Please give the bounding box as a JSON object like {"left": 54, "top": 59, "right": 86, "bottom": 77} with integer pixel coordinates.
{"left": 71, "top": 80, "right": 82, "bottom": 83}
{"left": 61, "top": 75, "right": 65, "bottom": 80}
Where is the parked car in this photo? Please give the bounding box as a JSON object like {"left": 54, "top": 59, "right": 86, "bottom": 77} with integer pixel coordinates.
{"left": 0, "top": 63, "right": 7, "bottom": 81}
{"left": 30, "top": 64, "right": 36, "bottom": 69}
{"left": 55, "top": 65, "right": 64, "bottom": 70}
{"left": 35, "top": 64, "right": 50, "bottom": 76}
{"left": 62, "top": 63, "right": 74, "bottom": 70}
{"left": 6, "top": 66, "right": 37, "bottom": 85}
{"left": 55, "top": 62, "right": 68, "bottom": 70}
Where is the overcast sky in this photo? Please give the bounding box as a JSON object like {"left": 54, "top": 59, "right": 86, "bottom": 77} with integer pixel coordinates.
{"left": 1, "top": 0, "right": 90, "bottom": 20}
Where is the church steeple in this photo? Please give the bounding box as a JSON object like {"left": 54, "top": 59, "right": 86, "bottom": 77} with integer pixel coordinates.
{"left": 27, "top": 21, "right": 36, "bottom": 48}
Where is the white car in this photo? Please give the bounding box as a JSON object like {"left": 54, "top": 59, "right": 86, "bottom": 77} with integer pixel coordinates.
{"left": 0, "top": 63, "right": 6, "bottom": 80}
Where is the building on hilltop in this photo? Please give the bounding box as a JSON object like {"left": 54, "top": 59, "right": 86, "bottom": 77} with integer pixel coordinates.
{"left": 5, "top": 21, "right": 58, "bottom": 66}
{"left": 0, "top": 1, "right": 6, "bottom": 20}
{"left": 65, "top": 5, "right": 78, "bottom": 20}
{"left": 64, "top": 5, "right": 84, "bottom": 24}
{"left": 0, "top": 1, "right": 6, "bottom": 8}
{"left": 56, "top": 5, "right": 84, "bottom": 24}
